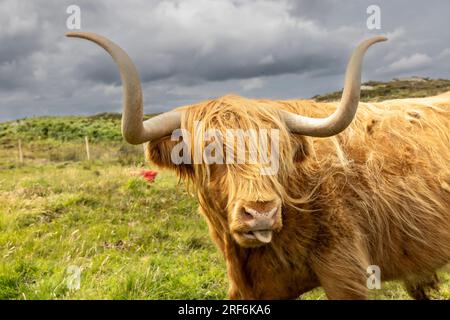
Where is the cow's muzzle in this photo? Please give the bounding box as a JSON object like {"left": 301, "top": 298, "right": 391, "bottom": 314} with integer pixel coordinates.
{"left": 231, "top": 199, "right": 282, "bottom": 247}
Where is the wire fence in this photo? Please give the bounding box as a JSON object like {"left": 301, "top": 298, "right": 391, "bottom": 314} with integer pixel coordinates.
{"left": 3, "top": 137, "right": 145, "bottom": 167}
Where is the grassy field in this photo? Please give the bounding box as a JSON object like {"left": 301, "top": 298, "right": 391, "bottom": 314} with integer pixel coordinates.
{"left": 1, "top": 79, "right": 449, "bottom": 299}
{"left": 0, "top": 162, "right": 228, "bottom": 299}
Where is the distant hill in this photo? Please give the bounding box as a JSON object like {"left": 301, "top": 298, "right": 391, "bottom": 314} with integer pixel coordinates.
{"left": 313, "top": 77, "right": 450, "bottom": 102}
{"left": 0, "top": 113, "right": 157, "bottom": 144}
{"left": 0, "top": 115, "right": 123, "bottom": 143}
{"left": 2, "top": 78, "right": 450, "bottom": 143}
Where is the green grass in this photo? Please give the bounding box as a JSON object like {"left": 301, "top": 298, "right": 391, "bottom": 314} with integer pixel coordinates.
{"left": 1, "top": 78, "right": 449, "bottom": 299}
{"left": 0, "top": 162, "right": 227, "bottom": 299}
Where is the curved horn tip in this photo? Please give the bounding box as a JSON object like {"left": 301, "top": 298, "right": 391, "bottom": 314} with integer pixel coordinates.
{"left": 65, "top": 31, "right": 101, "bottom": 40}
{"left": 281, "top": 35, "right": 387, "bottom": 137}
{"left": 65, "top": 31, "right": 84, "bottom": 38}
{"left": 367, "top": 35, "right": 388, "bottom": 45}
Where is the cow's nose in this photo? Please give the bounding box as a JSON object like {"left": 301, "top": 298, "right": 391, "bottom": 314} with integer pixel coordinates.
{"left": 239, "top": 202, "right": 281, "bottom": 243}
{"left": 243, "top": 206, "right": 278, "bottom": 227}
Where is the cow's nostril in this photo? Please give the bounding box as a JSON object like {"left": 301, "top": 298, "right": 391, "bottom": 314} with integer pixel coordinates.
{"left": 242, "top": 206, "right": 279, "bottom": 219}
{"left": 243, "top": 210, "right": 255, "bottom": 220}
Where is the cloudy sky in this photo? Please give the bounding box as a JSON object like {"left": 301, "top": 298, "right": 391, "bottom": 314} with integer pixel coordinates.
{"left": 1, "top": 0, "right": 449, "bottom": 121}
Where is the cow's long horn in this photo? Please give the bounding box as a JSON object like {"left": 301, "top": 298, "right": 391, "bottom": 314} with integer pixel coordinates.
{"left": 66, "top": 32, "right": 181, "bottom": 144}
{"left": 281, "top": 36, "right": 387, "bottom": 137}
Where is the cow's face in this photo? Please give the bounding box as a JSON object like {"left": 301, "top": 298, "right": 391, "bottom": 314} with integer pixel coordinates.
{"left": 147, "top": 102, "right": 309, "bottom": 248}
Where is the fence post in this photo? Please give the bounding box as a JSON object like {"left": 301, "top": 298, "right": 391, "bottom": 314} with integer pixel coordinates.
{"left": 18, "top": 139, "right": 24, "bottom": 163}
{"left": 85, "top": 136, "right": 91, "bottom": 160}
{"left": 142, "top": 143, "right": 148, "bottom": 163}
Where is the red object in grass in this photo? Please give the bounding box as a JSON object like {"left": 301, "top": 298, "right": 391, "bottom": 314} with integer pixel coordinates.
{"left": 140, "top": 170, "right": 158, "bottom": 182}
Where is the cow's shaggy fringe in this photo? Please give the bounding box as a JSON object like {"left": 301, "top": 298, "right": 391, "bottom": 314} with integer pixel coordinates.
{"left": 180, "top": 96, "right": 307, "bottom": 207}
{"left": 147, "top": 92, "right": 450, "bottom": 299}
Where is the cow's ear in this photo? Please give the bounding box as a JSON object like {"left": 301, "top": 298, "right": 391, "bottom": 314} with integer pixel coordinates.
{"left": 291, "top": 134, "right": 309, "bottom": 163}
{"left": 146, "top": 137, "right": 194, "bottom": 179}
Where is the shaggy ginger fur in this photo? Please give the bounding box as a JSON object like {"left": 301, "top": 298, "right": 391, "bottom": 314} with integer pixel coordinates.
{"left": 147, "top": 92, "right": 450, "bottom": 300}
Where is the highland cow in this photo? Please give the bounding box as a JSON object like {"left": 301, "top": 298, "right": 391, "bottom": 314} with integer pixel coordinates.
{"left": 67, "top": 32, "right": 450, "bottom": 299}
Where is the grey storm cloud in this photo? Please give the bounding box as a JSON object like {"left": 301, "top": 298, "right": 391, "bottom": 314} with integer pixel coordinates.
{"left": 0, "top": 0, "right": 450, "bottom": 121}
